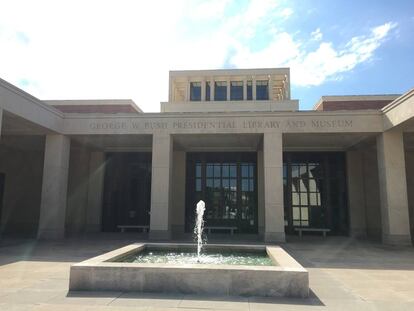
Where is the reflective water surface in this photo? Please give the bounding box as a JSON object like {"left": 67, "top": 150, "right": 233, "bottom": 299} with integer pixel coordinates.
{"left": 117, "top": 249, "right": 275, "bottom": 266}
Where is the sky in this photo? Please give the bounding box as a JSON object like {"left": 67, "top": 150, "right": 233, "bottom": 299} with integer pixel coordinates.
{"left": 0, "top": 0, "right": 413, "bottom": 112}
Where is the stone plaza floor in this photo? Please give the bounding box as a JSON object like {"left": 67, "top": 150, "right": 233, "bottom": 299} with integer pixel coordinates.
{"left": 0, "top": 236, "right": 413, "bottom": 310}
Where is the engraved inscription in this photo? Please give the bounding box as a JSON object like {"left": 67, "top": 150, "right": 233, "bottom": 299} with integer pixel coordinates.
{"left": 144, "top": 121, "right": 168, "bottom": 129}
{"left": 311, "top": 120, "right": 352, "bottom": 128}
{"left": 87, "top": 118, "right": 354, "bottom": 132}
{"left": 243, "top": 120, "right": 281, "bottom": 128}
{"left": 173, "top": 121, "right": 235, "bottom": 129}
{"left": 286, "top": 120, "right": 306, "bottom": 128}
{"left": 89, "top": 121, "right": 127, "bottom": 130}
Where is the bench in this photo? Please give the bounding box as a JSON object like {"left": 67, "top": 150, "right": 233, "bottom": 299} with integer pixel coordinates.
{"left": 294, "top": 228, "right": 330, "bottom": 238}
{"left": 205, "top": 226, "right": 237, "bottom": 235}
{"left": 117, "top": 225, "right": 149, "bottom": 233}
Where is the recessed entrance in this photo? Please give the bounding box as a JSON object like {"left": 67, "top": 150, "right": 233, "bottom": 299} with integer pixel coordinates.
{"left": 185, "top": 152, "right": 258, "bottom": 234}
{"left": 283, "top": 152, "right": 348, "bottom": 235}
{"left": 102, "top": 152, "right": 152, "bottom": 232}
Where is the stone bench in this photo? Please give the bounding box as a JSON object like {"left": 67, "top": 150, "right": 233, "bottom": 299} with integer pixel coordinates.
{"left": 294, "top": 227, "right": 331, "bottom": 238}
{"left": 205, "top": 226, "right": 237, "bottom": 235}
{"left": 117, "top": 225, "right": 149, "bottom": 233}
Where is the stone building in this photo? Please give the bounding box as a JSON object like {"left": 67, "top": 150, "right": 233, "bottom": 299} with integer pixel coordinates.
{"left": 0, "top": 68, "right": 413, "bottom": 245}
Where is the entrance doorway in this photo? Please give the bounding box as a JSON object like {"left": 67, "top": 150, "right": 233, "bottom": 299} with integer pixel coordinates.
{"left": 186, "top": 152, "right": 257, "bottom": 234}
{"left": 102, "top": 153, "right": 151, "bottom": 232}
{"left": 283, "top": 152, "right": 348, "bottom": 235}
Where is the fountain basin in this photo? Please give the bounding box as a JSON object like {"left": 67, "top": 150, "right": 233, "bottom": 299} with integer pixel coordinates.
{"left": 69, "top": 243, "right": 309, "bottom": 298}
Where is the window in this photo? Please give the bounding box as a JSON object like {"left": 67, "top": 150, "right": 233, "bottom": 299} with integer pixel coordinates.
{"left": 185, "top": 153, "right": 258, "bottom": 234}
{"left": 230, "top": 81, "right": 243, "bottom": 100}
{"left": 283, "top": 152, "right": 348, "bottom": 235}
{"left": 247, "top": 81, "right": 252, "bottom": 100}
{"left": 291, "top": 163, "right": 310, "bottom": 227}
{"left": 195, "top": 162, "right": 202, "bottom": 192}
{"left": 256, "top": 80, "right": 269, "bottom": 100}
{"left": 283, "top": 163, "right": 289, "bottom": 226}
{"left": 214, "top": 81, "right": 227, "bottom": 101}
{"left": 190, "top": 82, "right": 201, "bottom": 101}
{"left": 240, "top": 163, "right": 255, "bottom": 222}
{"left": 290, "top": 162, "right": 323, "bottom": 228}
{"left": 206, "top": 82, "right": 210, "bottom": 101}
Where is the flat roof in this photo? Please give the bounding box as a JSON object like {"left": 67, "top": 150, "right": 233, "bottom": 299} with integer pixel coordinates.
{"left": 313, "top": 94, "right": 401, "bottom": 111}
{"left": 170, "top": 68, "right": 290, "bottom": 77}
{"left": 44, "top": 99, "right": 143, "bottom": 114}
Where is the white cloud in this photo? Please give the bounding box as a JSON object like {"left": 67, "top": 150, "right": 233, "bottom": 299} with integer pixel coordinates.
{"left": 230, "top": 32, "right": 300, "bottom": 67}
{"left": 280, "top": 8, "right": 293, "bottom": 19}
{"left": 0, "top": 1, "right": 397, "bottom": 111}
{"left": 230, "top": 22, "right": 397, "bottom": 87}
{"left": 0, "top": 0, "right": 285, "bottom": 112}
{"left": 291, "top": 22, "right": 397, "bottom": 86}
{"left": 188, "top": 0, "right": 231, "bottom": 20}
{"left": 0, "top": 0, "right": 190, "bottom": 112}
{"left": 310, "top": 28, "right": 322, "bottom": 41}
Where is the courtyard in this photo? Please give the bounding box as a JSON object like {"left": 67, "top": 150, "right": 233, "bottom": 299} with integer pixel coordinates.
{"left": 0, "top": 236, "right": 413, "bottom": 311}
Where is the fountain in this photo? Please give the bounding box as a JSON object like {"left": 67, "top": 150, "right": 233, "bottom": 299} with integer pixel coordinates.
{"left": 69, "top": 201, "right": 309, "bottom": 297}
{"left": 194, "top": 200, "right": 205, "bottom": 262}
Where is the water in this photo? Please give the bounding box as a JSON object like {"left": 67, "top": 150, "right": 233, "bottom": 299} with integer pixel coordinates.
{"left": 118, "top": 249, "right": 274, "bottom": 266}
{"left": 115, "top": 201, "right": 275, "bottom": 267}
{"left": 194, "top": 200, "right": 205, "bottom": 262}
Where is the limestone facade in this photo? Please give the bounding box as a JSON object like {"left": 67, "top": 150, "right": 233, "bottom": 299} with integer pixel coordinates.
{"left": 0, "top": 68, "right": 413, "bottom": 245}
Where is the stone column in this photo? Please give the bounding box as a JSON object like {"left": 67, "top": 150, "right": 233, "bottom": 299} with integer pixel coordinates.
{"left": 362, "top": 149, "right": 382, "bottom": 238}
{"left": 268, "top": 75, "right": 273, "bottom": 100}
{"left": 252, "top": 77, "right": 257, "bottom": 100}
{"left": 285, "top": 75, "right": 290, "bottom": 100}
{"left": 38, "top": 134, "right": 71, "bottom": 239}
{"left": 404, "top": 151, "right": 414, "bottom": 241}
{"left": 346, "top": 150, "right": 367, "bottom": 238}
{"left": 226, "top": 78, "right": 231, "bottom": 101}
{"left": 201, "top": 79, "right": 206, "bottom": 101}
{"left": 243, "top": 79, "right": 247, "bottom": 100}
{"left": 86, "top": 152, "right": 105, "bottom": 232}
{"left": 263, "top": 133, "right": 285, "bottom": 242}
{"left": 210, "top": 78, "right": 215, "bottom": 101}
{"left": 377, "top": 130, "right": 412, "bottom": 245}
{"left": 150, "top": 133, "right": 172, "bottom": 240}
{"left": 185, "top": 78, "right": 190, "bottom": 101}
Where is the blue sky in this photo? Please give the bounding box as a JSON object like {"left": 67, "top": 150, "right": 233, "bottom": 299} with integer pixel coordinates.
{"left": 0, "top": 0, "right": 413, "bottom": 111}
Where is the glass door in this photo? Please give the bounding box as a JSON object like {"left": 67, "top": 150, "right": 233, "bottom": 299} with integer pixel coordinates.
{"left": 102, "top": 153, "right": 152, "bottom": 232}
{"left": 186, "top": 153, "right": 257, "bottom": 234}
{"left": 290, "top": 162, "right": 324, "bottom": 228}
{"left": 283, "top": 152, "right": 348, "bottom": 235}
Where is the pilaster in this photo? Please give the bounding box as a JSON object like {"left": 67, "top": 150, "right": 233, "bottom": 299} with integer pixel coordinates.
{"left": 377, "top": 130, "right": 412, "bottom": 245}
{"left": 252, "top": 77, "right": 257, "bottom": 100}
{"left": 263, "top": 133, "right": 285, "bottom": 243}
{"left": 243, "top": 79, "right": 247, "bottom": 101}
{"left": 185, "top": 78, "right": 190, "bottom": 102}
{"left": 346, "top": 150, "right": 367, "bottom": 238}
{"left": 268, "top": 75, "right": 273, "bottom": 100}
{"left": 226, "top": 78, "right": 231, "bottom": 101}
{"left": 38, "top": 135, "right": 71, "bottom": 239}
{"left": 149, "top": 133, "right": 173, "bottom": 240}
{"left": 201, "top": 79, "right": 206, "bottom": 101}
{"left": 210, "top": 78, "right": 215, "bottom": 101}
{"left": 86, "top": 152, "right": 105, "bottom": 232}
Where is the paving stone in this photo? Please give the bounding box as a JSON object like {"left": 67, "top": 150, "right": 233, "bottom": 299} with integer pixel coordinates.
{"left": 179, "top": 294, "right": 249, "bottom": 310}
{"left": 47, "top": 291, "right": 122, "bottom": 306}
{"left": 109, "top": 292, "right": 183, "bottom": 308}
{"left": 0, "top": 237, "right": 413, "bottom": 311}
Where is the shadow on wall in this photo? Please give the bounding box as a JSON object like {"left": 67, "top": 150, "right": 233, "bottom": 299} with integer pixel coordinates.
{"left": 0, "top": 136, "right": 45, "bottom": 238}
